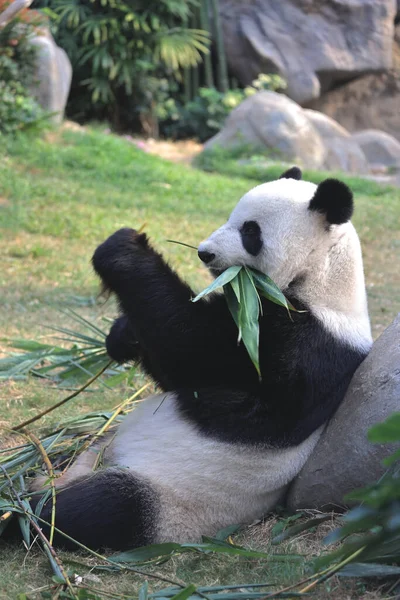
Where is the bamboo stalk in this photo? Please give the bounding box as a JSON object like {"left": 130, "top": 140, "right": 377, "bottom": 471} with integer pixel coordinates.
{"left": 191, "top": 7, "right": 200, "bottom": 98}
{"left": 199, "top": 0, "right": 214, "bottom": 88}
{"left": 12, "top": 360, "right": 114, "bottom": 431}
{"left": 25, "top": 430, "right": 57, "bottom": 545}
{"left": 78, "top": 382, "right": 150, "bottom": 458}
{"left": 210, "top": 0, "right": 228, "bottom": 92}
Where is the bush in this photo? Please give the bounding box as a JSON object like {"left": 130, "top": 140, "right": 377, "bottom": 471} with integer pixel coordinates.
{"left": 32, "top": 0, "right": 209, "bottom": 130}
{"left": 0, "top": 2, "right": 46, "bottom": 134}
{"left": 160, "top": 74, "right": 286, "bottom": 142}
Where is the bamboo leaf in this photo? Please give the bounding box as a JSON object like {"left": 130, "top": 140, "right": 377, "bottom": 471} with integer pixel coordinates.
{"left": 223, "top": 283, "right": 240, "bottom": 330}
{"left": 191, "top": 266, "right": 241, "bottom": 302}
{"left": 250, "top": 271, "right": 290, "bottom": 310}
{"left": 139, "top": 582, "right": 149, "bottom": 600}
{"left": 272, "top": 515, "right": 332, "bottom": 545}
{"left": 109, "top": 542, "right": 183, "bottom": 563}
{"left": 169, "top": 585, "right": 197, "bottom": 600}
{"left": 339, "top": 562, "right": 400, "bottom": 577}
{"left": 237, "top": 269, "right": 260, "bottom": 375}
{"left": 368, "top": 413, "right": 400, "bottom": 444}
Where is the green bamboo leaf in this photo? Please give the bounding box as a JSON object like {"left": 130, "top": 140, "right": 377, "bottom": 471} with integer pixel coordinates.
{"left": 169, "top": 585, "right": 197, "bottom": 600}
{"left": 250, "top": 270, "right": 290, "bottom": 310}
{"left": 229, "top": 275, "right": 240, "bottom": 302}
{"left": 368, "top": 413, "right": 400, "bottom": 444}
{"left": 191, "top": 266, "right": 241, "bottom": 302}
{"left": 272, "top": 515, "right": 332, "bottom": 545}
{"left": 237, "top": 269, "right": 260, "bottom": 375}
{"left": 223, "top": 283, "right": 240, "bottom": 330}
{"left": 383, "top": 447, "right": 400, "bottom": 467}
{"left": 109, "top": 542, "right": 183, "bottom": 564}
{"left": 339, "top": 562, "right": 400, "bottom": 578}
{"left": 214, "top": 523, "right": 241, "bottom": 541}
{"left": 139, "top": 582, "right": 149, "bottom": 600}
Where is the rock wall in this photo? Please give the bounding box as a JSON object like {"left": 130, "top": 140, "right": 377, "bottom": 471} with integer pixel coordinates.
{"left": 219, "top": 0, "right": 396, "bottom": 104}
{"left": 306, "top": 24, "right": 400, "bottom": 140}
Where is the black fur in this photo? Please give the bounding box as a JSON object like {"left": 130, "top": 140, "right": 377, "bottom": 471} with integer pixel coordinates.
{"left": 93, "top": 229, "right": 366, "bottom": 448}
{"left": 279, "top": 167, "right": 302, "bottom": 180}
{"left": 106, "top": 315, "right": 140, "bottom": 363}
{"left": 240, "top": 221, "right": 263, "bottom": 256}
{"left": 309, "top": 179, "right": 354, "bottom": 224}
{"left": 32, "top": 468, "right": 159, "bottom": 550}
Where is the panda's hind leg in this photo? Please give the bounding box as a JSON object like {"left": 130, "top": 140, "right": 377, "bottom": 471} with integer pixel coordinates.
{"left": 34, "top": 467, "right": 159, "bottom": 550}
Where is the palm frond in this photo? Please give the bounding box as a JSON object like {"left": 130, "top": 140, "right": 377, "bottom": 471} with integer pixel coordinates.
{"left": 155, "top": 28, "right": 210, "bottom": 71}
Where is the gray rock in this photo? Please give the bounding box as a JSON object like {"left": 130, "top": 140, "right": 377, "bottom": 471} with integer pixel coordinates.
{"left": 219, "top": 0, "right": 396, "bottom": 104}
{"left": 29, "top": 30, "right": 72, "bottom": 123}
{"left": 204, "top": 91, "right": 326, "bottom": 170}
{"left": 287, "top": 314, "right": 400, "bottom": 511}
{"left": 0, "top": 0, "right": 33, "bottom": 28}
{"left": 304, "top": 110, "right": 369, "bottom": 174}
{"left": 351, "top": 129, "right": 400, "bottom": 168}
{"left": 308, "top": 20, "right": 400, "bottom": 143}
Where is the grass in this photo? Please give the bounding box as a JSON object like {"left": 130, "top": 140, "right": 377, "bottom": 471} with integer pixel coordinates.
{"left": 0, "top": 127, "right": 399, "bottom": 599}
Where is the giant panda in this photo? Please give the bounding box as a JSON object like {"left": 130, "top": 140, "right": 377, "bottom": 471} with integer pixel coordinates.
{"left": 31, "top": 167, "right": 372, "bottom": 551}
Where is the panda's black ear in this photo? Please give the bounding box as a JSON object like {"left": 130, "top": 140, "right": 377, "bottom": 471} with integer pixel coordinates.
{"left": 279, "top": 166, "right": 302, "bottom": 180}
{"left": 309, "top": 178, "right": 354, "bottom": 225}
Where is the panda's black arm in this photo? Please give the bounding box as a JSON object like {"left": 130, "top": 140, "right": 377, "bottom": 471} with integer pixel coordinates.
{"left": 92, "top": 229, "right": 257, "bottom": 389}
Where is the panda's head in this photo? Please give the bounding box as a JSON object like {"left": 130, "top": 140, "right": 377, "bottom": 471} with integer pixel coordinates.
{"left": 198, "top": 167, "right": 371, "bottom": 347}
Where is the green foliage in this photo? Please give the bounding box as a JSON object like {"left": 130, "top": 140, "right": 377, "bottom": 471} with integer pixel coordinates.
{"left": 0, "top": 307, "right": 135, "bottom": 387}
{"left": 192, "top": 265, "right": 293, "bottom": 374}
{"left": 161, "top": 74, "right": 286, "bottom": 142}
{"left": 33, "top": 0, "right": 210, "bottom": 129}
{"left": 272, "top": 413, "right": 400, "bottom": 582}
{"left": 0, "top": 18, "right": 45, "bottom": 133}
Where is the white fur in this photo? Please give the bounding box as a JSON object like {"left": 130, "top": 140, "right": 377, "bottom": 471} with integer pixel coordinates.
{"left": 198, "top": 178, "right": 372, "bottom": 351}
{"left": 105, "top": 394, "right": 323, "bottom": 541}
{"left": 46, "top": 393, "right": 322, "bottom": 541}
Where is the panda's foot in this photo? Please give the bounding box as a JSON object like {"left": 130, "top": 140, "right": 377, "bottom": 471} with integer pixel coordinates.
{"left": 32, "top": 467, "right": 158, "bottom": 550}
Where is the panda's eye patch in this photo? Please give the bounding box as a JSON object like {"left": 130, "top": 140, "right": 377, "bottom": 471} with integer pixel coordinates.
{"left": 240, "top": 221, "right": 263, "bottom": 256}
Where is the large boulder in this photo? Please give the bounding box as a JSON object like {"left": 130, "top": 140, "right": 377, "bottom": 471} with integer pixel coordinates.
{"left": 204, "top": 91, "right": 326, "bottom": 169}
{"left": 308, "top": 24, "right": 400, "bottom": 141}
{"left": 308, "top": 72, "right": 400, "bottom": 143}
{"left": 304, "top": 110, "right": 369, "bottom": 174}
{"left": 29, "top": 30, "right": 72, "bottom": 123}
{"left": 219, "top": 0, "right": 396, "bottom": 104}
{"left": 204, "top": 92, "right": 373, "bottom": 174}
{"left": 287, "top": 314, "right": 400, "bottom": 511}
{"left": 351, "top": 129, "right": 400, "bottom": 168}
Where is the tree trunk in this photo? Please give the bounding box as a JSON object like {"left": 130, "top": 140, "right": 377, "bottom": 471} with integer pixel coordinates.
{"left": 210, "top": 0, "right": 228, "bottom": 92}
{"left": 199, "top": 0, "right": 214, "bottom": 89}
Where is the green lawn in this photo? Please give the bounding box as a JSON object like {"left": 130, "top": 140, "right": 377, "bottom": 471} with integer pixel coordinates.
{"left": 0, "top": 128, "right": 399, "bottom": 599}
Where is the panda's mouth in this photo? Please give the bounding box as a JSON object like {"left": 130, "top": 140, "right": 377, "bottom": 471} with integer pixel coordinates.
{"left": 209, "top": 267, "right": 224, "bottom": 279}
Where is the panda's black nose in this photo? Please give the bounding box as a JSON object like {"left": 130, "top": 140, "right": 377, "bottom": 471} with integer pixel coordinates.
{"left": 198, "top": 250, "right": 216, "bottom": 264}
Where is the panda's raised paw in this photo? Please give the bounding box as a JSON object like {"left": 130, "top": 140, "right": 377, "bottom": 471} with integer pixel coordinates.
{"left": 92, "top": 228, "right": 149, "bottom": 286}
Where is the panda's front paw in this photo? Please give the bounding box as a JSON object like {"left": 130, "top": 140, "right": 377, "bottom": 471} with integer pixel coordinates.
{"left": 92, "top": 228, "right": 149, "bottom": 287}
{"left": 106, "top": 315, "right": 140, "bottom": 363}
